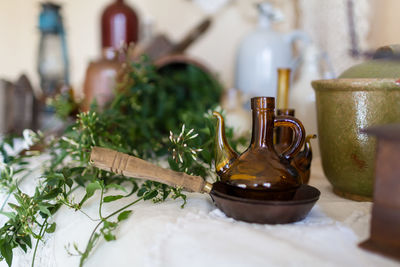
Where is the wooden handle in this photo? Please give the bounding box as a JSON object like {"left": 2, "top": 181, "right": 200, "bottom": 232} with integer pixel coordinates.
{"left": 90, "top": 147, "right": 212, "bottom": 193}
{"left": 172, "top": 17, "right": 212, "bottom": 54}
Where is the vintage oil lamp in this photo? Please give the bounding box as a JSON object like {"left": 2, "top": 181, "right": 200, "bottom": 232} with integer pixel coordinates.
{"left": 38, "top": 2, "right": 69, "bottom": 97}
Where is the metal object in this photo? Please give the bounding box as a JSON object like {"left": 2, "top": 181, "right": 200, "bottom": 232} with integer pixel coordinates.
{"left": 131, "top": 17, "right": 212, "bottom": 62}
{"left": 359, "top": 124, "right": 400, "bottom": 261}
{"left": 38, "top": 2, "right": 69, "bottom": 96}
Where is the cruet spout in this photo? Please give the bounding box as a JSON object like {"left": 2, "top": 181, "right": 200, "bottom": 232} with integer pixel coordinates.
{"left": 213, "top": 111, "right": 239, "bottom": 176}
{"left": 293, "top": 134, "right": 317, "bottom": 184}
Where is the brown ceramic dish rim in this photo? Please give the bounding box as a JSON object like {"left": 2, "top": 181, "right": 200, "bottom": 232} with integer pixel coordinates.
{"left": 312, "top": 78, "right": 400, "bottom": 91}
{"left": 211, "top": 183, "right": 321, "bottom": 206}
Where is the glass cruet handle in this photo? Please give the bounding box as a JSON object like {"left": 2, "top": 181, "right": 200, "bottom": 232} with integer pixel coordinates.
{"left": 274, "top": 115, "right": 305, "bottom": 160}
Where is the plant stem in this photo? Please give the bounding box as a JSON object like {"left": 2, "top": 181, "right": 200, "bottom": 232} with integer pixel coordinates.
{"left": 0, "top": 193, "right": 12, "bottom": 212}
{"left": 99, "top": 187, "right": 104, "bottom": 220}
{"left": 79, "top": 196, "right": 144, "bottom": 267}
{"left": 31, "top": 218, "right": 48, "bottom": 267}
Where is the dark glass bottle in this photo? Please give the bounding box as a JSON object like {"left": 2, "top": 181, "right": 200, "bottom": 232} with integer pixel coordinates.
{"left": 214, "top": 97, "right": 305, "bottom": 199}
{"left": 101, "top": 0, "right": 139, "bottom": 50}
{"left": 275, "top": 108, "right": 316, "bottom": 184}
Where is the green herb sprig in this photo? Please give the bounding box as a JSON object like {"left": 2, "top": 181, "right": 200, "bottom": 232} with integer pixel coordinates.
{"left": 0, "top": 58, "right": 245, "bottom": 266}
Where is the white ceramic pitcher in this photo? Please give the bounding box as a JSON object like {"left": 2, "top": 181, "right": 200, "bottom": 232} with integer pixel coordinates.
{"left": 235, "top": 2, "right": 309, "bottom": 99}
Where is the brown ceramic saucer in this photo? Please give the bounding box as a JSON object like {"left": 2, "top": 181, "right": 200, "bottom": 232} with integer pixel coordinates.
{"left": 210, "top": 182, "right": 320, "bottom": 224}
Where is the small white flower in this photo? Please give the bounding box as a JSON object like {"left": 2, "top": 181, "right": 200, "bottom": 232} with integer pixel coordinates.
{"left": 177, "top": 135, "right": 182, "bottom": 143}
{"left": 22, "top": 129, "right": 36, "bottom": 149}
{"left": 188, "top": 133, "right": 198, "bottom": 140}
{"left": 61, "top": 137, "right": 79, "bottom": 147}
{"left": 186, "top": 129, "right": 194, "bottom": 136}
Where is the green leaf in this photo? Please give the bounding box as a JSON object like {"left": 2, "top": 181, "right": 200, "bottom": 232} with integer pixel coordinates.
{"left": 0, "top": 211, "right": 16, "bottom": 220}
{"left": 103, "top": 232, "right": 116, "bottom": 242}
{"left": 20, "top": 235, "right": 31, "bottom": 248}
{"left": 14, "top": 193, "right": 24, "bottom": 206}
{"left": 39, "top": 206, "right": 52, "bottom": 218}
{"left": 168, "top": 157, "right": 179, "bottom": 171}
{"left": 105, "top": 183, "right": 127, "bottom": 193}
{"left": 86, "top": 181, "right": 103, "bottom": 198}
{"left": 8, "top": 203, "right": 19, "bottom": 211}
{"left": 0, "top": 241, "right": 13, "bottom": 266}
{"left": 46, "top": 173, "right": 65, "bottom": 186}
{"left": 117, "top": 210, "right": 132, "bottom": 222}
{"left": 46, "top": 222, "right": 57, "bottom": 233}
{"left": 137, "top": 187, "right": 147, "bottom": 197}
{"left": 103, "top": 195, "right": 124, "bottom": 203}
{"left": 41, "top": 188, "right": 62, "bottom": 200}
{"left": 20, "top": 243, "right": 27, "bottom": 253}
{"left": 103, "top": 221, "right": 118, "bottom": 229}
{"left": 144, "top": 190, "right": 158, "bottom": 200}
{"left": 65, "top": 178, "right": 73, "bottom": 188}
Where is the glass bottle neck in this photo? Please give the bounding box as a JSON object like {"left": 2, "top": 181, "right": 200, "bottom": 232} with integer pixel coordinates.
{"left": 250, "top": 109, "right": 274, "bottom": 148}
{"left": 276, "top": 68, "right": 291, "bottom": 109}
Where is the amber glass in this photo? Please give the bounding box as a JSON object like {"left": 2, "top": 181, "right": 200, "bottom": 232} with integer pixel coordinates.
{"left": 213, "top": 97, "right": 305, "bottom": 199}
{"left": 101, "top": 0, "right": 139, "bottom": 50}
{"left": 275, "top": 108, "right": 316, "bottom": 184}
{"left": 276, "top": 68, "right": 291, "bottom": 109}
{"left": 275, "top": 108, "right": 295, "bottom": 150}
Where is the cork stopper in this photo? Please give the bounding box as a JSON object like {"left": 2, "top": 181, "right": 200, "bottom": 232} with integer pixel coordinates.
{"left": 251, "top": 97, "right": 275, "bottom": 110}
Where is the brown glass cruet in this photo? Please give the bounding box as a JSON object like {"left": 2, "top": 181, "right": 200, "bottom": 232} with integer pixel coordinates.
{"left": 213, "top": 97, "right": 305, "bottom": 199}
{"left": 275, "top": 109, "right": 317, "bottom": 184}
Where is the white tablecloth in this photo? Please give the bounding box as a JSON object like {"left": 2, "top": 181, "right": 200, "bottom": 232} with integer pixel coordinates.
{"left": 2, "top": 158, "right": 400, "bottom": 267}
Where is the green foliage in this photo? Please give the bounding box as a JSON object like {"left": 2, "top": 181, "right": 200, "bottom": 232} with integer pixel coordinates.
{"left": 49, "top": 89, "right": 80, "bottom": 120}
{"left": 0, "top": 59, "right": 244, "bottom": 267}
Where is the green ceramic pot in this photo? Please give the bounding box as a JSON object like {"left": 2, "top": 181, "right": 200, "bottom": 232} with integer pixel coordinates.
{"left": 312, "top": 78, "right": 400, "bottom": 200}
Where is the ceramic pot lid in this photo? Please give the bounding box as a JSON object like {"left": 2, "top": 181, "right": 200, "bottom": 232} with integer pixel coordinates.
{"left": 339, "top": 45, "right": 400, "bottom": 78}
